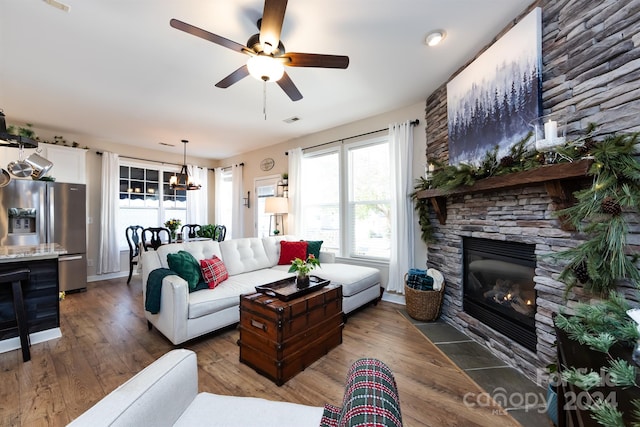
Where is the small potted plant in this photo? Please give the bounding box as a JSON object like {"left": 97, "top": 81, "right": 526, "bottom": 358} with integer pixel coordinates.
{"left": 288, "top": 254, "right": 320, "bottom": 288}
{"left": 164, "top": 218, "right": 182, "bottom": 241}
{"left": 282, "top": 173, "right": 288, "bottom": 185}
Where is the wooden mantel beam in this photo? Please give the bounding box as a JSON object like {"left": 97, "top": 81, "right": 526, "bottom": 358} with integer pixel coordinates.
{"left": 416, "top": 159, "right": 593, "bottom": 228}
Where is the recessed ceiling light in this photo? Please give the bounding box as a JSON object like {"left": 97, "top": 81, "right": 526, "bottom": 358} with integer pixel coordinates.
{"left": 425, "top": 30, "right": 446, "bottom": 47}
{"left": 283, "top": 116, "right": 301, "bottom": 124}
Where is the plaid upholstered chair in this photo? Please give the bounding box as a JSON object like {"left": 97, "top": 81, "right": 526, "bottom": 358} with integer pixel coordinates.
{"left": 320, "top": 358, "right": 403, "bottom": 427}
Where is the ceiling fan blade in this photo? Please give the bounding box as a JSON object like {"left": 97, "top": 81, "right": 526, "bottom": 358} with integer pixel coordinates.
{"left": 215, "top": 65, "right": 250, "bottom": 88}
{"left": 277, "top": 72, "right": 302, "bottom": 101}
{"left": 281, "top": 53, "right": 349, "bottom": 69}
{"left": 259, "top": 0, "right": 287, "bottom": 54}
{"left": 170, "top": 18, "right": 248, "bottom": 54}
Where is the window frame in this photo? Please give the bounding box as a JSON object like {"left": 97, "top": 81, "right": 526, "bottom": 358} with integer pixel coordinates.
{"left": 118, "top": 158, "right": 185, "bottom": 250}
{"left": 301, "top": 134, "right": 390, "bottom": 261}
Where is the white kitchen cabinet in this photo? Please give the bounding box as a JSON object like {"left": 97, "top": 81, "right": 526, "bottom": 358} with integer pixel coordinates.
{"left": 44, "top": 145, "right": 87, "bottom": 184}
{"left": 0, "top": 144, "right": 87, "bottom": 184}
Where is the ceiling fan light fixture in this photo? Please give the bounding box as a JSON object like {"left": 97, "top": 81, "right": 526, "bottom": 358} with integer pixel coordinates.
{"left": 425, "top": 30, "right": 446, "bottom": 47}
{"left": 247, "top": 55, "right": 284, "bottom": 82}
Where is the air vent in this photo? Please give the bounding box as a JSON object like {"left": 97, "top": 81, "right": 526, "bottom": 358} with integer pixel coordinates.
{"left": 159, "top": 142, "right": 175, "bottom": 147}
{"left": 283, "top": 116, "right": 301, "bottom": 124}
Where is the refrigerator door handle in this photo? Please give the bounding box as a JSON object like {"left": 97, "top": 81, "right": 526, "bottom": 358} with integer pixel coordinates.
{"left": 59, "top": 255, "right": 83, "bottom": 261}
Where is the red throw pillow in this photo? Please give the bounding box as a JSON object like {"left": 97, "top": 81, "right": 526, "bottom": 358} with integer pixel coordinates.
{"left": 278, "top": 241, "right": 308, "bottom": 265}
{"left": 200, "top": 256, "right": 229, "bottom": 289}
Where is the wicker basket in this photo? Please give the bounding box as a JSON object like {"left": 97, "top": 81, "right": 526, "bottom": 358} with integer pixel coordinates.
{"left": 404, "top": 273, "right": 445, "bottom": 321}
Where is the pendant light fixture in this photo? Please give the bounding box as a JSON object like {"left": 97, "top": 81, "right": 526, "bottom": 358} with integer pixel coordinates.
{"left": 170, "top": 139, "right": 201, "bottom": 191}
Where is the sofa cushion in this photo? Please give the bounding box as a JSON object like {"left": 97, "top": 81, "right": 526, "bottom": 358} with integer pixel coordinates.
{"left": 174, "top": 393, "right": 324, "bottom": 427}
{"left": 305, "top": 240, "right": 323, "bottom": 259}
{"left": 219, "top": 238, "right": 272, "bottom": 275}
{"left": 183, "top": 240, "right": 223, "bottom": 260}
{"left": 262, "top": 235, "right": 291, "bottom": 266}
{"left": 155, "top": 241, "right": 222, "bottom": 269}
{"left": 200, "top": 256, "right": 229, "bottom": 289}
{"left": 167, "top": 251, "right": 203, "bottom": 291}
{"left": 313, "top": 263, "right": 380, "bottom": 297}
{"left": 187, "top": 269, "right": 291, "bottom": 319}
{"left": 278, "top": 241, "right": 308, "bottom": 265}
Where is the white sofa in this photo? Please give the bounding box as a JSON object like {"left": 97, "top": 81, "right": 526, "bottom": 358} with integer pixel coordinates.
{"left": 141, "top": 236, "right": 382, "bottom": 345}
{"left": 67, "top": 349, "right": 403, "bottom": 427}
{"left": 67, "top": 349, "right": 324, "bottom": 427}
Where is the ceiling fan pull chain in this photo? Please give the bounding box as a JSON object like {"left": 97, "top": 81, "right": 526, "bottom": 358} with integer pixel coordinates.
{"left": 263, "top": 80, "right": 267, "bottom": 120}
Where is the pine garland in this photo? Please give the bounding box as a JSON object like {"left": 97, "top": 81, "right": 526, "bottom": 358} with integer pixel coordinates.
{"left": 410, "top": 177, "right": 436, "bottom": 244}
{"left": 555, "top": 292, "right": 640, "bottom": 426}
{"left": 554, "top": 131, "right": 640, "bottom": 294}
{"left": 423, "top": 123, "right": 640, "bottom": 295}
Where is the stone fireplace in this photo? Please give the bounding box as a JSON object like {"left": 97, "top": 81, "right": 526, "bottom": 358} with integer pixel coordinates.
{"left": 422, "top": 183, "right": 573, "bottom": 380}
{"left": 417, "top": 0, "right": 640, "bottom": 381}
{"left": 463, "top": 237, "right": 537, "bottom": 351}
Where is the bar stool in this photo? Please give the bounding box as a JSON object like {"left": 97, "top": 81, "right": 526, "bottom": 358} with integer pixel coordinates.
{"left": 0, "top": 268, "right": 31, "bottom": 362}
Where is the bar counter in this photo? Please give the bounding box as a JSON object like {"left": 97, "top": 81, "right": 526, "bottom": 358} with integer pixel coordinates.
{"left": 0, "top": 243, "right": 67, "bottom": 261}
{"left": 0, "top": 244, "right": 66, "bottom": 356}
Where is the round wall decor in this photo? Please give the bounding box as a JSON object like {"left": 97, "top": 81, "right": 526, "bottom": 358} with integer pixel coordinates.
{"left": 260, "top": 158, "right": 275, "bottom": 171}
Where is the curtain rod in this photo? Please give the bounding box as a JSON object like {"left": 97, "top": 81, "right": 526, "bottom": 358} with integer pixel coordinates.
{"left": 207, "top": 162, "right": 244, "bottom": 172}
{"left": 96, "top": 151, "right": 183, "bottom": 167}
{"left": 96, "top": 151, "right": 223, "bottom": 170}
{"left": 286, "top": 119, "right": 419, "bottom": 155}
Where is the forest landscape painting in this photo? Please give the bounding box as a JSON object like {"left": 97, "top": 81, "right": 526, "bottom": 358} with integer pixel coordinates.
{"left": 447, "top": 7, "right": 542, "bottom": 166}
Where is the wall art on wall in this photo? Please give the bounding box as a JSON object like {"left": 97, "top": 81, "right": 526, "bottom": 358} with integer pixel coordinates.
{"left": 447, "top": 7, "right": 542, "bottom": 166}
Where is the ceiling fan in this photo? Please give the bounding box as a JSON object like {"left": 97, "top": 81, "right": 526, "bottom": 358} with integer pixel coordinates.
{"left": 170, "top": 0, "right": 349, "bottom": 101}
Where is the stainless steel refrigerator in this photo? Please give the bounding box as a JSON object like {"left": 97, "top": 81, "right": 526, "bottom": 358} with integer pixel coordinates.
{"left": 0, "top": 179, "right": 87, "bottom": 292}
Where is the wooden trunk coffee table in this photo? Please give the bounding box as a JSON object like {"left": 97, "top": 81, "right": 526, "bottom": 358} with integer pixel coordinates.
{"left": 238, "top": 279, "right": 343, "bottom": 386}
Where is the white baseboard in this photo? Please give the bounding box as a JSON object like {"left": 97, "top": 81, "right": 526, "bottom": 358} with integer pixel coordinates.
{"left": 88, "top": 271, "right": 130, "bottom": 282}
{"left": 0, "top": 328, "right": 62, "bottom": 354}
{"left": 381, "top": 291, "right": 406, "bottom": 306}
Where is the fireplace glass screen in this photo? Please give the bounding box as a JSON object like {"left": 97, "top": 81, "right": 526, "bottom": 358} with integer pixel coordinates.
{"left": 463, "top": 237, "right": 537, "bottom": 351}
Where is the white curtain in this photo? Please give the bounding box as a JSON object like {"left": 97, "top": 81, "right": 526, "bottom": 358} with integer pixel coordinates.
{"left": 387, "top": 121, "right": 414, "bottom": 294}
{"left": 98, "top": 151, "right": 121, "bottom": 274}
{"left": 231, "top": 164, "right": 244, "bottom": 238}
{"left": 288, "top": 148, "right": 303, "bottom": 236}
{"left": 214, "top": 167, "right": 224, "bottom": 224}
{"left": 186, "top": 165, "right": 208, "bottom": 225}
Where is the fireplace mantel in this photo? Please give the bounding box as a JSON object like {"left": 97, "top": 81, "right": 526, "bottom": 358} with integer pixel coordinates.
{"left": 416, "top": 159, "right": 593, "bottom": 231}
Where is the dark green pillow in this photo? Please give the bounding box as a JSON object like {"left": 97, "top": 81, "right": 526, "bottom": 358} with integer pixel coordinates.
{"left": 305, "top": 240, "right": 323, "bottom": 259}
{"left": 167, "top": 250, "right": 202, "bottom": 291}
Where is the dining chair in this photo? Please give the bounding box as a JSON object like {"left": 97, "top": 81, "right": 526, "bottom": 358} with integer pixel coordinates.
{"left": 142, "top": 227, "right": 172, "bottom": 251}
{"left": 180, "top": 224, "right": 201, "bottom": 239}
{"left": 125, "top": 225, "right": 144, "bottom": 284}
{"left": 214, "top": 225, "right": 227, "bottom": 242}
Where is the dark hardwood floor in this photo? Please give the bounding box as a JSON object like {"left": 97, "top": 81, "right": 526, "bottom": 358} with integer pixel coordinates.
{"left": 0, "top": 276, "right": 521, "bottom": 426}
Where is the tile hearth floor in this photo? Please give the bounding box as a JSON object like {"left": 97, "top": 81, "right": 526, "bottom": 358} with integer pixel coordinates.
{"left": 400, "top": 310, "right": 553, "bottom": 427}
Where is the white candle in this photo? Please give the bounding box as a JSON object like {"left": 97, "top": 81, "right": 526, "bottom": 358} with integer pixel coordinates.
{"left": 428, "top": 163, "right": 435, "bottom": 173}
{"left": 544, "top": 120, "right": 558, "bottom": 143}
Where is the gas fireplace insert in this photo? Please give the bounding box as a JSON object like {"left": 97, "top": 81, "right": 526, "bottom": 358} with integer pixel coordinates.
{"left": 463, "top": 237, "right": 537, "bottom": 351}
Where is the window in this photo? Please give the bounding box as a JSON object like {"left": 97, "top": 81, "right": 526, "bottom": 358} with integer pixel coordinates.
{"left": 255, "top": 176, "right": 278, "bottom": 238}
{"left": 300, "top": 136, "right": 390, "bottom": 260}
{"left": 217, "top": 168, "right": 233, "bottom": 237}
{"left": 301, "top": 151, "right": 340, "bottom": 253}
{"left": 118, "top": 161, "right": 186, "bottom": 249}
{"left": 347, "top": 140, "right": 391, "bottom": 259}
